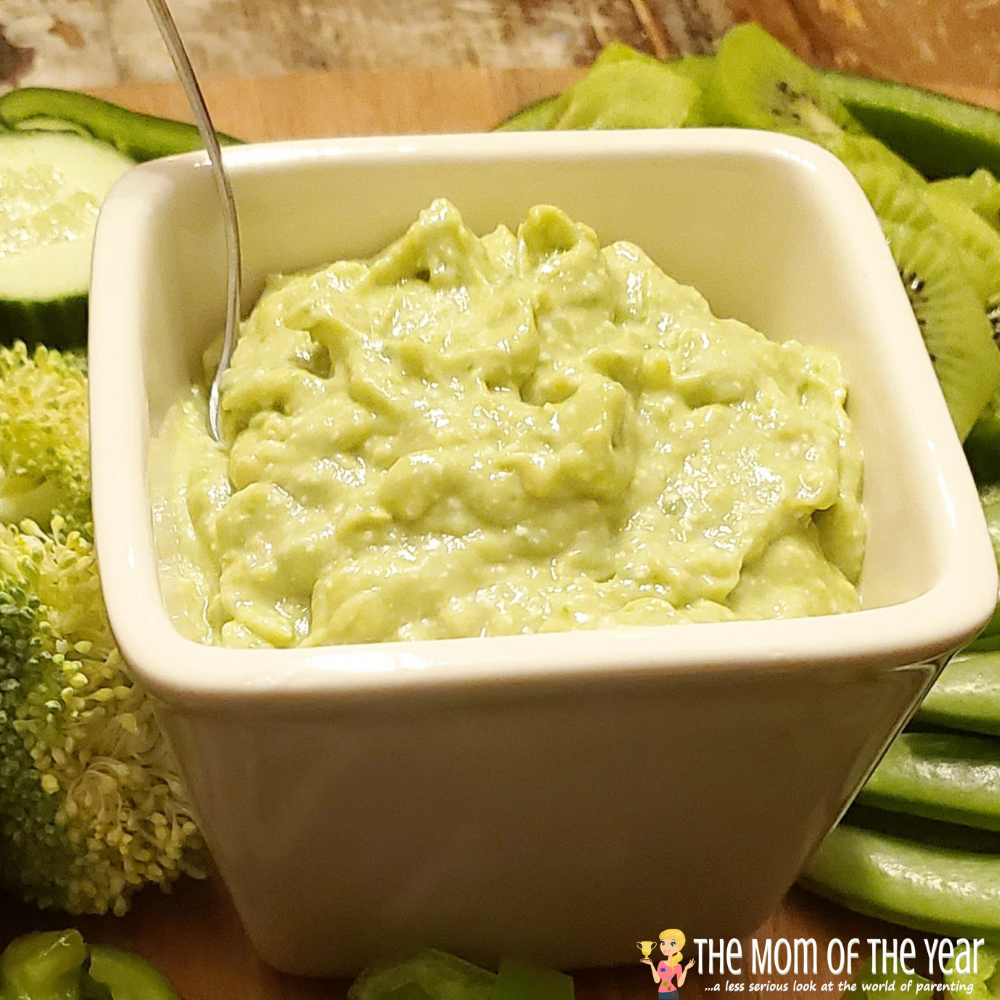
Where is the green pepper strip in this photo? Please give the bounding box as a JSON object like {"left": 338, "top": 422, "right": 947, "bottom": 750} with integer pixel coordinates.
{"left": 0, "top": 87, "right": 242, "bottom": 162}
{"left": 0, "top": 929, "right": 89, "bottom": 1000}
{"left": 85, "top": 946, "right": 181, "bottom": 1000}
{"left": 0, "top": 932, "right": 182, "bottom": 1000}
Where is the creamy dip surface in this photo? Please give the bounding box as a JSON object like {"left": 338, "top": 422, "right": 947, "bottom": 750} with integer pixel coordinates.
{"left": 149, "top": 199, "right": 865, "bottom": 649}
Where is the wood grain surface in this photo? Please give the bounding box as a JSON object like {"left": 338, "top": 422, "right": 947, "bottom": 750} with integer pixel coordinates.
{"left": 90, "top": 67, "right": 586, "bottom": 140}
{"left": 0, "top": 868, "right": 925, "bottom": 1000}
{"left": 5, "top": 0, "right": 1000, "bottom": 105}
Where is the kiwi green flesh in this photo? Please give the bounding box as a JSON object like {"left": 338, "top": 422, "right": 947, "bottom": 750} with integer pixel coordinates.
{"left": 883, "top": 212, "right": 1000, "bottom": 440}
{"left": 494, "top": 95, "right": 564, "bottom": 131}
{"left": 823, "top": 69, "right": 1000, "bottom": 180}
{"left": 932, "top": 170, "right": 1000, "bottom": 233}
{"left": 552, "top": 58, "right": 698, "bottom": 130}
{"left": 838, "top": 145, "right": 1000, "bottom": 440}
{"left": 707, "top": 23, "right": 861, "bottom": 136}
{"left": 924, "top": 188, "right": 1000, "bottom": 303}
{"left": 0, "top": 294, "right": 88, "bottom": 350}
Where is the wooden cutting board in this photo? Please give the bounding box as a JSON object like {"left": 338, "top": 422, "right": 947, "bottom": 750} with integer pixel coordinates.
{"left": 87, "top": 64, "right": 1000, "bottom": 142}
{"left": 0, "top": 67, "right": 951, "bottom": 1000}
{"left": 90, "top": 67, "right": 586, "bottom": 141}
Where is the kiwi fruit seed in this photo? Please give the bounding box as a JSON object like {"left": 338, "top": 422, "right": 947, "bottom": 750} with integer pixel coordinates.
{"left": 705, "top": 23, "right": 864, "bottom": 137}
{"left": 854, "top": 158, "right": 1000, "bottom": 440}
{"left": 889, "top": 214, "right": 999, "bottom": 440}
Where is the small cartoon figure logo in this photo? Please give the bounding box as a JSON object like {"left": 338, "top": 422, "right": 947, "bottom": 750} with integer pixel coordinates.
{"left": 641, "top": 929, "right": 696, "bottom": 1000}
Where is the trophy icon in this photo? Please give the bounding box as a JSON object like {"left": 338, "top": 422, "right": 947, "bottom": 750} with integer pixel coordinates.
{"left": 637, "top": 940, "right": 657, "bottom": 961}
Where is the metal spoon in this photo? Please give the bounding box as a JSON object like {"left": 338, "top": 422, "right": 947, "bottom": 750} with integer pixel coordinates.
{"left": 144, "top": 0, "right": 241, "bottom": 443}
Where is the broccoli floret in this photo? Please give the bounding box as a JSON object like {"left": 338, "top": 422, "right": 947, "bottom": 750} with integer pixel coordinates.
{"left": 0, "top": 344, "right": 205, "bottom": 916}
{"left": 0, "top": 342, "right": 91, "bottom": 534}
{"left": 0, "top": 515, "right": 206, "bottom": 915}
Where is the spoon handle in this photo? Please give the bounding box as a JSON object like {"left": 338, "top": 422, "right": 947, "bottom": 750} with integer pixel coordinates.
{"left": 144, "top": 0, "right": 241, "bottom": 442}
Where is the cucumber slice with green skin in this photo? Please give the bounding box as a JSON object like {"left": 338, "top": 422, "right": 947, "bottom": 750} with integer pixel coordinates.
{"left": 916, "top": 650, "right": 1000, "bottom": 736}
{"left": 0, "top": 87, "right": 242, "bottom": 162}
{"left": 823, "top": 69, "right": 1000, "bottom": 181}
{"left": 0, "top": 130, "right": 134, "bottom": 349}
{"left": 856, "top": 731, "right": 1000, "bottom": 831}
{"left": 801, "top": 822, "right": 1000, "bottom": 939}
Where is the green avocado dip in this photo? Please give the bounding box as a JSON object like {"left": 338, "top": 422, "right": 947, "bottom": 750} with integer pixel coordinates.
{"left": 149, "top": 198, "right": 865, "bottom": 649}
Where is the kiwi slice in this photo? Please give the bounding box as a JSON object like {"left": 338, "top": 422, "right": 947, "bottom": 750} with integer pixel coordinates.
{"left": 669, "top": 54, "right": 717, "bottom": 127}
{"left": 494, "top": 48, "right": 715, "bottom": 132}
{"left": 828, "top": 134, "right": 1000, "bottom": 439}
{"left": 852, "top": 158, "right": 1000, "bottom": 439}
{"left": 549, "top": 45, "right": 699, "bottom": 130}
{"left": 931, "top": 168, "right": 1000, "bottom": 233}
{"left": 705, "top": 23, "right": 864, "bottom": 137}
{"left": 923, "top": 187, "right": 1000, "bottom": 310}
{"left": 820, "top": 129, "right": 923, "bottom": 184}
{"left": 827, "top": 137, "right": 999, "bottom": 333}
{"left": 494, "top": 94, "right": 564, "bottom": 132}
{"left": 887, "top": 214, "right": 1000, "bottom": 441}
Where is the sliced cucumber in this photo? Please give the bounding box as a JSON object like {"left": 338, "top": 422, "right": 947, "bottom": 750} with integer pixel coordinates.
{"left": 0, "top": 131, "right": 134, "bottom": 349}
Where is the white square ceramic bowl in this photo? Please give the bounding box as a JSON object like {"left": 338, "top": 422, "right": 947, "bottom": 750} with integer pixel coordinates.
{"left": 89, "top": 129, "right": 996, "bottom": 978}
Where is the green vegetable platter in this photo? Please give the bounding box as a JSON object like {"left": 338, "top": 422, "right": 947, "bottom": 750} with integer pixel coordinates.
{"left": 7, "top": 28, "right": 1000, "bottom": 997}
